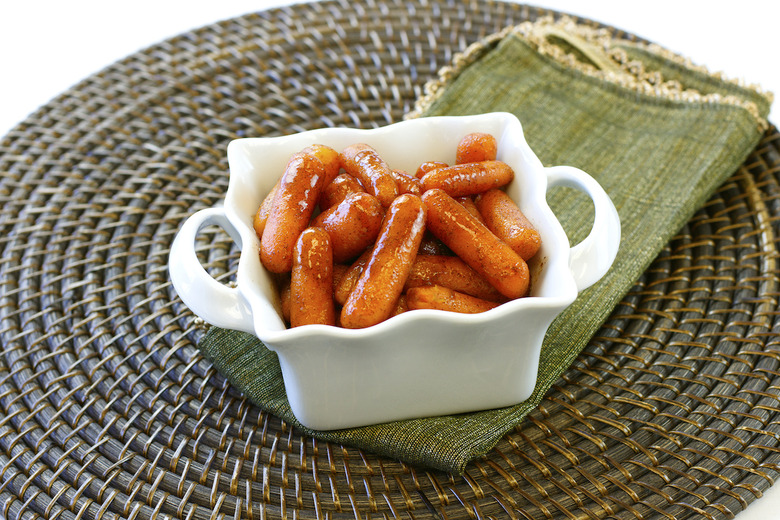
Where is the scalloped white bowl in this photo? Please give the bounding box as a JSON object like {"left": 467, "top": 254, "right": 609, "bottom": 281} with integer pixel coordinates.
{"left": 169, "top": 112, "right": 620, "bottom": 430}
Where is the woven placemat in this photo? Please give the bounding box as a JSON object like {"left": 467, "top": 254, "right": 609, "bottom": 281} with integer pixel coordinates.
{"left": 1, "top": 1, "right": 778, "bottom": 519}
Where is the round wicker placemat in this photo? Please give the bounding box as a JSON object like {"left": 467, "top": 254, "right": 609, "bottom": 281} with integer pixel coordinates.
{"left": 1, "top": 1, "right": 778, "bottom": 519}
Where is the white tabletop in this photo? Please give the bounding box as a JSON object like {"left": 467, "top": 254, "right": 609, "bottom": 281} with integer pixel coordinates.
{"left": 1, "top": 1, "right": 778, "bottom": 517}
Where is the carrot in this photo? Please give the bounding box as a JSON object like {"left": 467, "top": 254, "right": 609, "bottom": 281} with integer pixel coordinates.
{"left": 390, "top": 169, "right": 423, "bottom": 195}
{"left": 455, "top": 196, "right": 485, "bottom": 224}
{"left": 301, "top": 144, "right": 341, "bottom": 188}
{"left": 405, "top": 255, "right": 505, "bottom": 302}
{"left": 455, "top": 132, "right": 497, "bottom": 164}
{"left": 290, "top": 227, "right": 336, "bottom": 327}
{"left": 252, "top": 180, "right": 280, "bottom": 239}
{"left": 339, "top": 143, "right": 399, "bottom": 207}
{"left": 340, "top": 194, "right": 427, "bottom": 328}
{"left": 475, "top": 188, "right": 541, "bottom": 261}
{"left": 420, "top": 160, "right": 513, "bottom": 197}
{"left": 415, "top": 160, "right": 448, "bottom": 179}
{"left": 312, "top": 192, "right": 384, "bottom": 263}
{"left": 319, "top": 173, "right": 365, "bottom": 211}
{"left": 279, "top": 276, "right": 291, "bottom": 324}
{"left": 421, "top": 188, "right": 529, "bottom": 299}
{"left": 406, "top": 285, "right": 500, "bottom": 314}
{"left": 333, "top": 249, "right": 372, "bottom": 306}
{"left": 260, "top": 152, "right": 325, "bottom": 273}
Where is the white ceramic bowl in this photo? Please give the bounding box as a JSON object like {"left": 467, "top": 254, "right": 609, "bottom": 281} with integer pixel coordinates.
{"left": 168, "top": 112, "right": 620, "bottom": 430}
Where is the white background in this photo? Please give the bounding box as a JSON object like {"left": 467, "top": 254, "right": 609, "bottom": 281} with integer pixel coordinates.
{"left": 1, "top": 1, "right": 777, "bottom": 134}
{"left": 1, "top": 1, "right": 778, "bottom": 518}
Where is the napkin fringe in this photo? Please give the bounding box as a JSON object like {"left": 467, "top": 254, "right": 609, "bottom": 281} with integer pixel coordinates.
{"left": 407, "top": 16, "right": 772, "bottom": 131}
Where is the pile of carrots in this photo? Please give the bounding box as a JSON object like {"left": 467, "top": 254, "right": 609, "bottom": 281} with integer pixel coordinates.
{"left": 253, "top": 133, "right": 541, "bottom": 329}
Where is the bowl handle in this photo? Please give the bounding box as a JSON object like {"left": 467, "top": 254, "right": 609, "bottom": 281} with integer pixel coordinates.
{"left": 545, "top": 165, "right": 621, "bottom": 292}
{"left": 168, "top": 207, "right": 255, "bottom": 334}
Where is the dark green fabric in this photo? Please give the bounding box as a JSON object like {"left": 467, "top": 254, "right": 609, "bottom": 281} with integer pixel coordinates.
{"left": 197, "top": 29, "right": 769, "bottom": 474}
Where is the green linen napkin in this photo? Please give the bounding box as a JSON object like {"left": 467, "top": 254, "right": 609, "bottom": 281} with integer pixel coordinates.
{"left": 196, "top": 16, "right": 772, "bottom": 474}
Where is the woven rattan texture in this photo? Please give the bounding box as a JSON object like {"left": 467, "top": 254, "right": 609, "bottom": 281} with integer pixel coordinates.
{"left": 1, "top": 1, "right": 778, "bottom": 519}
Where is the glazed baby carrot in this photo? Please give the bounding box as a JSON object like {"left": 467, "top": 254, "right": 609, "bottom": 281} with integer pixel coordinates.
{"left": 260, "top": 152, "right": 325, "bottom": 273}
{"left": 406, "top": 285, "right": 500, "bottom": 314}
{"left": 253, "top": 180, "right": 280, "bottom": 239}
{"left": 391, "top": 294, "right": 408, "bottom": 317}
{"left": 301, "top": 144, "right": 341, "bottom": 188}
{"left": 475, "top": 188, "right": 541, "bottom": 261}
{"left": 455, "top": 196, "right": 485, "bottom": 224}
{"left": 340, "top": 194, "right": 427, "bottom": 328}
{"left": 415, "top": 161, "right": 448, "bottom": 179}
{"left": 291, "top": 227, "right": 336, "bottom": 327}
{"left": 332, "top": 263, "right": 349, "bottom": 297}
{"left": 420, "top": 160, "right": 514, "bottom": 197}
{"left": 390, "top": 169, "right": 423, "bottom": 195}
{"left": 311, "top": 192, "right": 384, "bottom": 263}
{"left": 422, "top": 188, "right": 529, "bottom": 299}
{"left": 405, "top": 255, "right": 505, "bottom": 302}
{"left": 340, "top": 143, "right": 399, "bottom": 207}
{"left": 279, "top": 276, "right": 291, "bottom": 324}
{"left": 255, "top": 145, "right": 337, "bottom": 238}
{"left": 334, "top": 249, "right": 372, "bottom": 305}
{"left": 456, "top": 132, "right": 497, "bottom": 164}
{"left": 319, "top": 173, "right": 365, "bottom": 211}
